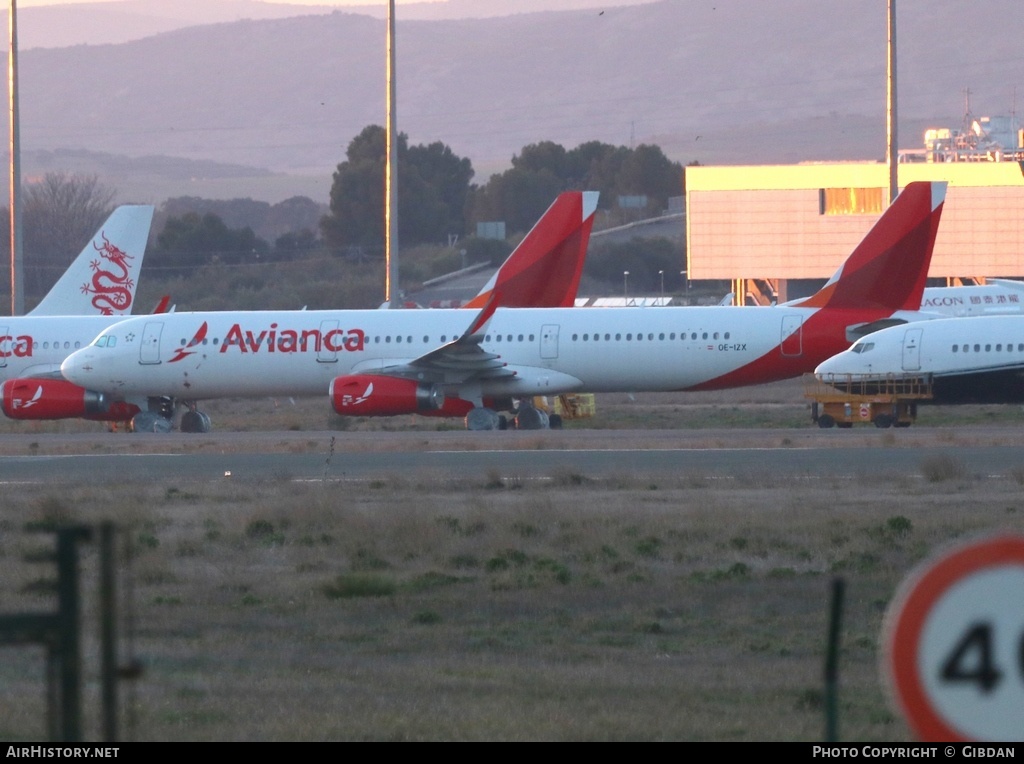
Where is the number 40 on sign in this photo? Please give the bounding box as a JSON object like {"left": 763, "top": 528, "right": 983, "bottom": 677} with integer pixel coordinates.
{"left": 882, "top": 534, "right": 1024, "bottom": 742}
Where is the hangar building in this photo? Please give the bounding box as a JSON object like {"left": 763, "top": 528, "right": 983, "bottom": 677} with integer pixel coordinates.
{"left": 684, "top": 161, "right": 1024, "bottom": 304}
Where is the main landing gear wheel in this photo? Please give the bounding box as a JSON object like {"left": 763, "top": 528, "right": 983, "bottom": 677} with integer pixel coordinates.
{"left": 465, "top": 407, "right": 501, "bottom": 431}
{"left": 130, "top": 411, "right": 172, "bottom": 434}
{"left": 514, "top": 405, "right": 549, "bottom": 430}
{"left": 180, "top": 410, "right": 212, "bottom": 434}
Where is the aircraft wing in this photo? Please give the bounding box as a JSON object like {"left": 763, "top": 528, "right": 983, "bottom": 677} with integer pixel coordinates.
{"left": 376, "top": 331, "right": 515, "bottom": 385}
{"left": 369, "top": 307, "right": 515, "bottom": 385}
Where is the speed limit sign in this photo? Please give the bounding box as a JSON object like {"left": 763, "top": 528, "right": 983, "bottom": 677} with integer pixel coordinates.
{"left": 882, "top": 534, "right": 1024, "bottom": 741}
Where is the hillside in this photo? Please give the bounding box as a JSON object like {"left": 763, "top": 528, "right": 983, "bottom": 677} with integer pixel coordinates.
{"left": 5, "top": 0, "right": 1021, "bottom": 203}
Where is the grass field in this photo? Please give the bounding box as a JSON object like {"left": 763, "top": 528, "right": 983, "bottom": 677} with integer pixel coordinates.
{"left": 1, "top": 382, "right": 1023, "bottom": 741}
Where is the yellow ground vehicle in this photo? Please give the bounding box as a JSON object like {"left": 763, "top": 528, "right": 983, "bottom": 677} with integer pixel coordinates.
{"left": 531, "top": 394, "right": 596, "bottom": 428}
{"left": 803, "top": 373, "right": 933, "bottom": 428}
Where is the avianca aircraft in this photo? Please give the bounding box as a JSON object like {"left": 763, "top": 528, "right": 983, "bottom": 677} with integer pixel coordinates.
{"left": 815, "top": 315, "right": 1024, "bottom": 404}
{"left": 0, "top": 205, "right": 155, "bottom": 423}
{"left": 61, "top": 182, "right": 946, "bottom": 432}
{"left": 31, "top": 191, "right": 597, "bottom": 430}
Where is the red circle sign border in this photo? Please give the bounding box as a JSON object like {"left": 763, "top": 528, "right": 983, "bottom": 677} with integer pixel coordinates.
{"left": 882, "top": 533, "right": 1024, "bottom": 741}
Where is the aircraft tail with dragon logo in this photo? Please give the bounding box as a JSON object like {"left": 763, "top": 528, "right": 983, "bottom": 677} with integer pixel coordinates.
{"left": 29, "top": 205, "right": 154, "bottom": 316}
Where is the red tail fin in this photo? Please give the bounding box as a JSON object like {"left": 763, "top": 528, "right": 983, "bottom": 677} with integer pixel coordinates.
{"left": 794, "top": 181, "right": 946, "bottom": 312}
{"left": 464, "top": 191, "right": 599, "bottom": 310}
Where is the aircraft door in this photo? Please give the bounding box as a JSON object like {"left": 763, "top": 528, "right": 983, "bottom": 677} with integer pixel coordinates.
{"left": 780, "top": 315, "right": 803, "bottom": 357}
{"left": 0, "top": 326, "right": 8, "bottom": 367}
{"left": 140, "top": 322, "right": 163, "bottom": 365}
{"left": 901, "top": 327, "right": 923, "bottom": 371}
{"left": 540, "top": 324, "right": 559, "bottom": 360}
{"left": 317, "top": 319, "right": 339, "bottom": 363}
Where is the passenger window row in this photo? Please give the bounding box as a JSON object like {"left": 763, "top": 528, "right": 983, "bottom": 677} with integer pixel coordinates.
{"left": 952, "top": 343, "right": 1024, "bottom": 353}
{"left": 570, "top": 331, "right": 731, "bottom": 342}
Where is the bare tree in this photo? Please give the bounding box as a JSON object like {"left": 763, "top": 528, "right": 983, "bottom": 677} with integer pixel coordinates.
{"left": 23, "top": 172, "right": 116, "bottom": 296}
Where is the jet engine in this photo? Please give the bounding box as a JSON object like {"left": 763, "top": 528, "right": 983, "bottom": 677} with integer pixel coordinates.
{"left": 330, "top": 375, "right": 446, "bottom": 416}
{"left": 1, "top": 378, "right": 140, "bottom": 422}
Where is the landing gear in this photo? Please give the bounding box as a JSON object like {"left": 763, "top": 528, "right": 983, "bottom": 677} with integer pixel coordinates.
{"left": 514, "top": 403, "right": 549, "bottom": 430}
{"left": 180, "top": 409, "right": 212, "bottom": 433}
{"left": 130, "top": 410, "right": 172, "bottom": 434}
{"left": 466, "top": 407, "right": 501, "bottom": 431}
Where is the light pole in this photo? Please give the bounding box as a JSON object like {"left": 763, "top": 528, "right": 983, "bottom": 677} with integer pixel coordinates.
{"left": 623, "top": 270, "right": 630, "bottom": 300}
{"left": 681, "top": 270, "right": 688, "bottom": 303}
{"left": 659, "top": 270, "right": 664, "bottom": 302}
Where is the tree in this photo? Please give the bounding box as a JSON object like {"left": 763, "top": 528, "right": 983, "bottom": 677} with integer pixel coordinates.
{"left": 22, "top": 172, "right": 116, "bottom": 296}
{"left": 470, "top": 139, "right": 684, "bottom": 226}
{"left": 159, "top": 195, "right": 326, "bottom": 244}
{"left": 468, "top": 166, "right": 563, "bottom": 235}
{"left": 320, "top": 125, "right": 475, "bottom": 254}
{"left": 583, "top": 237, "right": 684, "bottom": 293}
{"left": 153, "top": 212, "right": 269, "bottom": 268}
{"left": 513, "top": 141, "right": 570, "bottom": 179}
{"left": 406, "top": 141, "right": 474, "bottom": 237}
{"left": 616, "top": 144, "right": 684, "bottom": 209}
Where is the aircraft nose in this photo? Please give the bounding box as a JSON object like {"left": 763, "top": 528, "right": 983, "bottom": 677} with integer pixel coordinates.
{"left": 60, "top": 349, "right": 92, "bottom": 384}
{"left": 815, "top": 353, "right": 845, "bottom": 375}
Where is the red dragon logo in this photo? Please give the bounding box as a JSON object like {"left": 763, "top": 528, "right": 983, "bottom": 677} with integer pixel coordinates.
{"left": 81, "top": 231, "right": 135, "bottom": 315}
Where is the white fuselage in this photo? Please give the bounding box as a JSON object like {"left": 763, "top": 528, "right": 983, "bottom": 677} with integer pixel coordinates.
{"left": 62, "top": 303, "right": 883, "bottom": 401}
{"left": 918, "top": 280, "right": 1024, "bottom": 318}
{"left": 817, "top": 316, "right": 1024, "bottom": 380}
{"left": 0, "top": 316, "right": 139, "bottom": 384}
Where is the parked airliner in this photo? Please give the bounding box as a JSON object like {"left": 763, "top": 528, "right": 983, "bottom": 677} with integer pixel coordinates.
{"left": 916, "top": 278, "right": 1024, "bottom": 318}
{"left": 0, "top": 205, "right": 154, "bottom": 423}
{"left": 27, "top": 191, "right": 597, "bottom": 430}
{"left": 61, "top": 182, "right": 946, "bottom": 432}
{"left": 815, "top": 315, "right": 1024, "bottom": 404}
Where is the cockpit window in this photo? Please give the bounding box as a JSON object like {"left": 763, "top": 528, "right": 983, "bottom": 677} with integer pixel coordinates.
{"left": 851, "top": 342, "right": 875, "bottom": 354}
{"left": 95, "top": 336, "right": 108, "bottom": 348}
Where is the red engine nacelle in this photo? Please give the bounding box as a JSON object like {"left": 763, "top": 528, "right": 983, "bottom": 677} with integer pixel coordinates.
{"left": 330, "top": 374, "right": 448, "bottom": 417}
{"left": 1, "top": 378, "right": 140, "bottom": 422}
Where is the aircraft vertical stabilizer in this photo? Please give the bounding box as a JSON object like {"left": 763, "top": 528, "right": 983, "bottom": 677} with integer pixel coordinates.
{"left": 465, "top": 191, "right": 599, "bottom": 310}
{"left": 794, "top": 181, "right": 946, "bottom": 312}
{"left": 29, "top": 205, "right": 154, "bottom": 316}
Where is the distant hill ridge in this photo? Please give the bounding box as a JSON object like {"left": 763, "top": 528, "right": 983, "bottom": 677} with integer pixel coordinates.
{"left": 5, "top": 0, "right": 1020, "bottom": 203}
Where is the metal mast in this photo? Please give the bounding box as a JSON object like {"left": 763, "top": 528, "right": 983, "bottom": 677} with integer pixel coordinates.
{"left": 385, "top": 0, "right": 399, "bottom": 308}
{"left": 886, "top": 0, "right": 898, "bottom": 205}
{"left": 9, "top": 0, "right": 23, "bottom": 315}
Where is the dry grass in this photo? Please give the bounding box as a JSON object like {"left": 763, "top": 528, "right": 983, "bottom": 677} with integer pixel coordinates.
{"left": 2, "top": 465, "right": 1022, "bottom": 741}
{"left": 3, "top": 380, "right": 1024, "bottom": 740}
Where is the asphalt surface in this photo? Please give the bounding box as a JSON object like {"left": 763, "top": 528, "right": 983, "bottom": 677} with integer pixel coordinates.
{"left": 0, "top": 428, "right": 1022, "bottom": 483}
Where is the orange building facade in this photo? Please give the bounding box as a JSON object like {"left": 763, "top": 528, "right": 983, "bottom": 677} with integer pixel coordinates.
{"left": 685, "top": 162, "right": 1024, "bottom": 302}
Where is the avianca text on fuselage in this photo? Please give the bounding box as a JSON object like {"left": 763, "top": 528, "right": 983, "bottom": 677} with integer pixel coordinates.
{"left": 0, "top": 336, "right": 33, "bottom": 358}
{"left": 217, "top": 323, "right": 366, "bottom": 355}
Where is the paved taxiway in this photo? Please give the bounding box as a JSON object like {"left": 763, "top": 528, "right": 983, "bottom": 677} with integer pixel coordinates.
{"left": 0, "top": 428, "right": 1022, "bottom": 483}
